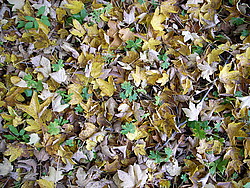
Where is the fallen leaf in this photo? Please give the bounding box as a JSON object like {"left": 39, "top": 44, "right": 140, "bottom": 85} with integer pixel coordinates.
{"left": 16, "top": 92, "right": 52, "bottom": 120}
{"left": 182, "top": 101, "right": 203, "bottom": 121}
{"left": 42, "top": 166, "right": 64, "bottom": 183}
{"left": 117, "top": 164, "right": 148, "bottom": 188}
{"left": 0, "top": 158, "right": 13, "bottom": 176}
{"left": 7, "top": 0, "right": 25, "bottom": 11}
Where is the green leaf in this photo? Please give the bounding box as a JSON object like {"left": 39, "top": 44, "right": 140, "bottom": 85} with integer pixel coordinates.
{"left": 52, "top": 59, "right": 64, "bottom": 71}
{"left": 121, "top": 81, "right": 133, "bottom": 97}
{"left": 81, "top": 87, "right": 92, "bottom": 100}
{"left": 24, "top": 16, "right": 35, "bottom": 21}
{"left": 48, "top": 122, "right": 61, "bottom": 135}
{"left": 36, "top": 81, "right": 43, "bottom": 91}
{"left": 37, "top": 6, "right": 46, "bottom": 16}
{"left": 121, "top": 122, "right": 136, "bottom": 134}
{"left": 244, "top": 182, "right": 250, "bottom": 188}
{"left": 65, "top": 139, "right": 74, "bottom": 147}
{"left": 164, "top": 147, "right": 173, "bottom": 161}
{"left": 128, "top": 92, "right": 138, "bottom": 102}
{"left": 33, "top": 20, "right": 39, "bottom": 29}
{"left": 19, "top": 129, "right": 25, "bottom": 136}
{"left": 234, "top": 91, "right": 243, "bottom": 97}
{"left": 8, "top": 125, "right": 19, "bottom": 136}
{"left": 241, "top": 30, "right": 249, "bottom": 37}
{"left": 25, "top": 22, "right": 34, "bottom": 30}
{"left": 17, "top": 21, "right": 25, "bottom": 28}
{"left": 75, "top": 104, "right": 84, "bottom": 113}
{"left": 231, "top": 17, "right": 245, "bottom": 26}
{"left": 24, "top": 89, "right": 33, "bottom": 97}
{"left": 41, "top": 19, "right": 50, "bottom": 26}
{"left": 148, "top": 150, "right": 164, "bottom": 163}
{"left": 80, "top": 9, "right": 88, "bottom": 19}
{"left": 3, "top": 135, "right": 17, "bottom": 140}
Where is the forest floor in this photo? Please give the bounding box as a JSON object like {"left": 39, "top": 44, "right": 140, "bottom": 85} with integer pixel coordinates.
{"left": 0, "top": 0, "right": 250, "bottom": 187}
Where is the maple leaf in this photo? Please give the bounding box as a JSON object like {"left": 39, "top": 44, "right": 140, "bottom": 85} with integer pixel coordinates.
{"left": 237, "top": 96, "right": 250, "bottom": 109}
{"left": 64, "top": 0, "right": 84, "bottom": 14}
{"left": 4, "top": 144, "right": 23, "bottom": 162}
{"left": 42, "top": 166, "right": 64, "bottom": 183}
{"left": 96, "top": 77, "right": 115, "bottom": 97}
{"left": 0, "top": 158, "right": 13, "bottom": 176}
{"left": 197, "top": 61, "right": 218, "bottom": 82}
{"left": 182, "top": 101, "right": 203, "bottom": 121}
{"left": 16, "top": 91, "right": 52, "bottom": 120}
{"left": 151, "top": 7, "right": 166, "bottom": 31}
{"left": 131, "top": 66, "right": 146, "bottom": 87}
{"left": 123, "top": 7, "right": 135, "bottom": 25}
{"left": 117, "top": 164, "right": 148, "bottom": 188}
{"left": 142, "top": 38, "right": 161, "bottom": 51}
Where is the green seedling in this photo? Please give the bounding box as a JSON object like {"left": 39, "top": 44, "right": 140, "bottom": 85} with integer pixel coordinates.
{"left": 4, "top": 125, "right": 30, "bottom": 142}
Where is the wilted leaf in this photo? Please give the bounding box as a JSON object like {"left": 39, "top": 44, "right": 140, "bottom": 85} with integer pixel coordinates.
{"left": 0, "top": 158, "right": 13, "bottom": 176}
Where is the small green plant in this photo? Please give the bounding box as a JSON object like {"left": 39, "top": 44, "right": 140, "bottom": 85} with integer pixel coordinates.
{"left": 154, "top": 96, "right": 162, "bottom": 106}
{"left": 4, "top": 125, "right": 30, "bottom": 142}
{"left": 17, "top": 6, "right": 50, "bottom": 30}
{"left": 148, "top": 147, "right": 173, "bottom": 163}
{"left": 192, "top": 45, "right": 204, "bottom": 55}
{"left": 231, "top": 17, "right": 245, "bottom": 26}
{"left": 48, "top": 117, "right": 69, "bottom": 135}
{"left": 65, "top": 139, "right": 74, "bottom": 147}
{"left": 74, "top": 104, "right": 84, "bottom": 113}
{"left": 244, "top": 182, "right": 250, "bottom": 188}
{"left": 158, "top": 53, "right": 170, "bottom": 69}
{"left": 120, "top": 81, "right": 138, "bottom": 102}
{"left": 67, "top": 9, "right": 88, "bottom": 24}
{"left": 56, "top": 90, "right": 73, "bottom": 104}
{"left": 81, "top": 87, "right": 92, "bottom": 100}
{"left": 126, "top": 38, "right": 143, "bottom": 51}
{"left": 102, "top": 53, "right": 115, "bottom": 64}
{"left": 208, "top": 158, "right": 228, "bottom": 175}
{"left": 90, "top": 3, "right": 112, "bottom": 23}
{"left": 121, "top": 122, "right": 136, "bottom": 135}
{"left": 241, "top": 30, "right": 249, "bottom": 37}
{"left": 180, "top": 174, "right": 188, "bottom": 182}
{"left": 187, "top": 121, "right": 209, "bottom": 139}
{"left": 23, "top": 74, "right": 43, "bottom": 91}
{"left": 52, "top": 59, "right": 64, "bottom": 71}
{"left": 234, "top": 91, "right": 243, "bottom": 97}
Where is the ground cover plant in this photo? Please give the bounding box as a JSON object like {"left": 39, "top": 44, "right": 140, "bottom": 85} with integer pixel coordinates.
{"left": 0, "top": 0, "right": 250, "bottom": 187}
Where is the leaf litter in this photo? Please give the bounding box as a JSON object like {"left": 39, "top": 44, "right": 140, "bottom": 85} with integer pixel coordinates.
{"left": 0, "top": 0, "right": 250, "bottom": 187}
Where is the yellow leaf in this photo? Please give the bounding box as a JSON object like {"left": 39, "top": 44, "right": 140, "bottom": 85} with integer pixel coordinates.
{"left": 151, "top": 7, "right": 166, "bottom": 31}
{"left": 226, "top": 122, "right": 248, "bottom": 145}
{"left": 67, "top": 84, "right": 83, "bottom": 105}
{"left": 56, "top": 8, "right": 67, "bottom": 23}
{"left": 79, "top": 122, "right": 96, "bottom": 141}
{"left": 4, "top": 145, "right": 23, "bottom": 162}
{"left": 4, "top": 34, "right": 17, "bottom": 42}
{"left": 160, "top": 0, "right": 179, "bottom": 16}
{"left": 91, "top": 61, "right": 104, "bottom": 78}
{"left": 25, "top": 119, "right": 42, "bottom": 132}
{"left": 37, "top": 179, "right": 55, "bottom": 188}
{"left": 142, "top": 38, "right": 161, "bottom": 51}
{"left": 64, "top": 0, "right": 84, "bottom": 14}
{"left": 219, "top": 63, "right": 240, "bottom": 94}
{"left": 86, "top": 139, "right": 97, "bottom": 150}
{"left": 37, "top": 19, "right": 50, "bottom": 35}
{"left": 70, "top": 19, "right": 86, "bottom": 37}
{"left": 131, "top": 66, "right": 146, "bottom": 87}
{"left": 16, "top": 92, "right": 52, "bottom": 120}
{"left": 96, "top": 77, "right": 115, "bottom": 97}
{"left": 207, "top": 48, "right": 223, "bottom": 64}
{"left": 133, "top": 143, "right": 146, "bottom": 156}
{"left": 156, "top": 73, "right": 169, "bottom": 86}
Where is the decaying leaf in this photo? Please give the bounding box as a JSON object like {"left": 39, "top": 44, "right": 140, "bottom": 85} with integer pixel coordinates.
{"left": 117, "top": 164, "right": 148, "bottom": 188}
